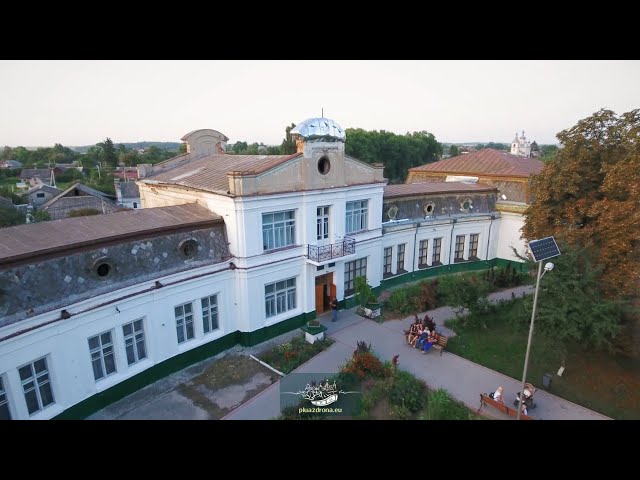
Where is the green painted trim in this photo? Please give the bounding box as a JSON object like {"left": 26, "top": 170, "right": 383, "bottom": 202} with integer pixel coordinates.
{"left": 378, "top": 258, "right": 527, "bottom": 290}
{"left": 53, "top": 310, "right": 314, "bottom": 420}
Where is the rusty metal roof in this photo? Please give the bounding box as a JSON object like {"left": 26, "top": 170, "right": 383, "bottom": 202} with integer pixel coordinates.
{"left": 143, "top": 153, "right": 302, "bottom": 194}
{"left": 0, "top": 203, "right": 222, "bottom": 266}
{"left": 408, "top": 148, "right": 543, "bottom": 178}
{"left": 384, "top": 182, "right": 497, "bottom": 199}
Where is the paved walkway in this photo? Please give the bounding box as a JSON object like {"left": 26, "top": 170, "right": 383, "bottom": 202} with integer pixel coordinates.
{"left": 224, "top": 286, "right": 611, "bottom": 420}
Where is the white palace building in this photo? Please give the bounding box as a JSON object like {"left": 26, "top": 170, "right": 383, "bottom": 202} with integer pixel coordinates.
{"left": 0, "top": 117, "right": 543, "bottom": 419}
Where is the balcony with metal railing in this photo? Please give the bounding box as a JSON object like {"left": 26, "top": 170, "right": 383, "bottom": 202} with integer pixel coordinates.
{"left": 306, "top": 236, "right": 356, "bottom": 265}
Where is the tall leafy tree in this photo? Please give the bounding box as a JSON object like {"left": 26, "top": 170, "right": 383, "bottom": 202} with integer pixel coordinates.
{"left": 281, "top": 123, "right": 297, "bottom": 154}
{"left": 523, "top": 109, "right": 640, "bottom": 300}
{"left": 98, "top": 137, "right": 118, "bottom": 168}
{"left": 449, "top": 145, "right": 459, "bottom": 157}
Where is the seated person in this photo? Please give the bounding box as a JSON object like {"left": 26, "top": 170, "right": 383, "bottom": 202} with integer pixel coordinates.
{"left": 410, "top": 324, "right": 423, "bottom": 348}
{"left": 521, "top": 404, "right": 528, "bottom": 416}
{"left": 406, "top": 322, "right": 419, "bottom": 345}
{"left": 418, "top": 329, "right": 434, "bottom": 353}
{"left": 492, "top": 386, "right": 504, "bottom": 404}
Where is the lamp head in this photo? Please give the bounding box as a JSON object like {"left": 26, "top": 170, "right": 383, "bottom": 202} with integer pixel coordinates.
{"left": 544, "top": 262, "right": 554, "bottom": 272}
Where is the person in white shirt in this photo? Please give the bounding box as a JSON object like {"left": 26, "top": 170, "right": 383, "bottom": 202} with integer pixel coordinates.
{"left": 493, "top": 386, "right": 504, "bottom": 404}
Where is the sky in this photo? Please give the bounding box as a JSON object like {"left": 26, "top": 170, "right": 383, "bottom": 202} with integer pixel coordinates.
{"left": 1, "top": 60, "right": 639, "bottom": 148}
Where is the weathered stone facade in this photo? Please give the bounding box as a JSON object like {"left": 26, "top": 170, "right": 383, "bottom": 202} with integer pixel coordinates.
{"left": 0, "top": 226, "right": 229, "bottom": 327}
{"left": 382, "top": 192, "right": 496, "bottom": 222}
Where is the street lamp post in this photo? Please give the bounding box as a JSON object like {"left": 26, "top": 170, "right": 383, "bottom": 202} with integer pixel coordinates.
{"left": 516, "top": 236, "right": 561, "bottom": 420}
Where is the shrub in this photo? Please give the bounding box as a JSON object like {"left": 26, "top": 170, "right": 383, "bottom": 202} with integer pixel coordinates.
{"left": 355, "top": 340, "right": 372, "bottom": 355}
{"left": 355, "top": 277, "right": 377, "bottom": 306}
{"left": 389, "top": 370, "right": 427, "bottom": 413}
{"left": 343, "top": 352, "right": 385, "bottom": 379}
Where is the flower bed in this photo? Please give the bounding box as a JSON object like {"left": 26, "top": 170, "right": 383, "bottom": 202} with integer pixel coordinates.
{"left": 257, "top": 333, "right": 334, "bottom": 374}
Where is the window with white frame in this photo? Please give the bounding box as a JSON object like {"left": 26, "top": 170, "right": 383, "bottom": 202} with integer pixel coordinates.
{"left": 419, "top": 239, "right": 429, "bottom": 267}
{"left": 18, "top": 358, "right": 54, "bottom": 415}
{"left": 432, "top": 238, "right": 442, "bottom": 265}
{"left": 454, "top": 235, "right": 466, "bottom": 261}
{"left": 344, "top": 257, "right": 367, "bottom": 296}
{"left": 469, "top": 234, "right": 480, "bottom": 259}
{"left": 88, "top": 331, "right": 117, "bottom": 381}
{"left": 316, "top": 206, "right": 329, "bottom": 240}
{"left": 397, "top": 244, "right": 406, "bottom": 272}
{"left": 345, "top": 200, "right": 368, "bottom": 234}
{"left": 175, "top": 302, "right": 195, "bottom": 344}
{"left": 262, "top": 210, "right": 296, "bottom": 251}
{"left": 265, "top": 278, "right": 297, "bottom": 318}
{"left": 383, "top": 247, "right": 392, "bottom": 275}
{"left": 201, "top": 294, "right": 219, "bottom": 333}
{"left": 123, "top": 319, "right": 147, "bottom": 366}
{"left": 0, "top": 376, "right": 11, "bottom": 420}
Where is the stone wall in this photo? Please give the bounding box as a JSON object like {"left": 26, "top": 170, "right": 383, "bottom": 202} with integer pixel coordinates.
{"left": 0, "top": 225, "right": 230, "bottom": 327}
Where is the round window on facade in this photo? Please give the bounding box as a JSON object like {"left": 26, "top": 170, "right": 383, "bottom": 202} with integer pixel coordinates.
{"left": 179, "top": 239, "right": 198, "bottom": 259}
{"left": 425, "top": 203, "right": 435, "bottom": 215}
{"left": 460, "top": 199, "right": 473, "bottom": 212}
{"left": 317, "top": 156, "right": 331, "bottom": 175}
{"left": 92, "top": 257, "right": 113, "bottom": 279}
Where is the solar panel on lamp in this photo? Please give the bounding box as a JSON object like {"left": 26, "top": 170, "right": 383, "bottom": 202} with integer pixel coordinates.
{"left": 528, "top": 236, "right": 561, "bottom": 262}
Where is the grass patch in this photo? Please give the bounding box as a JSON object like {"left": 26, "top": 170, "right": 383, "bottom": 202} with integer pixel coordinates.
{"left": 420, "top": 388, "right": 481, "bottom": 420}
{"left": 257, "top": 332, "right": 334, "bottom": 374}
{"left": 445, "top": 297, "right": 640, "bottom": 420}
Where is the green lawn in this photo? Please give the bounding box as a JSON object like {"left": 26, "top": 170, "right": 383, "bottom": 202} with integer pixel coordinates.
{"left": 445, "top": 297, "right": 640, "bottom": 420}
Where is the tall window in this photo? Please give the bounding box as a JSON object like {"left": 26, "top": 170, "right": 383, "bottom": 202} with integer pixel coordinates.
{"left": 419, "top": 239, "right": 429, "bottom": 267}
{"left": 455, "top": 235, "right": 466, "bottom": 261}
{"left": 469, "top": 234, "right": 480, "bottom": 259}
{"left": 201, "top": 295, "right": 219, "bottom": 333}
{"left": 265, "top": 278, "right": 297, "bottom": 318}
{"left": 383, "top": 247, "right": 392, "bottom": 275}
{"left": 88, "top": 331, "right": 116, "bottom": 381}
{"left": 316, "top": 206, "right": 329, "bottom": 240}
{"left": 345, "top": 200, "right": 368, "bottom": 234}
{"left": 18, "top": 358, "right": 54, "bottom": 415}
{"left": 432, "top": 238, "right": 442, "bottom": 265}
{"left": 123, "top": 319, "right": 147, "bottom": 366}
{"left": 397, "top": 244, "right": 406, "bottom": 272}
{"left": 0, "top": 377, "right": 11, "bottom": 420}
{"left": 262, "top": 210, "right": 296, "bottom": 251}
{"left": 175, "top": 302, "right": 195, "bottom": 344}
{"left": 344, "top": 258, "right": 367, "bottom": 296}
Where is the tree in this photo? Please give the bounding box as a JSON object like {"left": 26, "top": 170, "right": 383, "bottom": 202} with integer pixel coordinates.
{"left": 436, "top": 274, "right": 491, "bottom": 326}
{"left": 449, "top": 145, "right": 459, "bottom": 157}
{"left": 98, "top": 138, "right": 118, "bottom": 168}
{"left": 178, "top": 143, "right": 187, "bottom": 155}
{"left": 281, "top": 123, "right": 297, "bottom": 154}
{"left": 521, "top": 243, "right": 623, "bottom": 351}
{"left": 0, "top": 205, "right": 25, "bottom": 227}
{"left": 523, "top": 109, "right": 640, "bottom": 300}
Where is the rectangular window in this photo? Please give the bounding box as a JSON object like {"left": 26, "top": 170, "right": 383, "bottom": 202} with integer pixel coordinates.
{"left": 316, "top": 206, "right": 329, "bottom": 240}
{"left": 36, "top": 192, "right": 45, "bottom": 198}
{"left": 455, "top": 235, "right": 466, "bottom": 261}
{"left": 88, "top": 331, "right": 117, "bottom": 381}
{"left": 345, "top": 200, "right": 368, "bottom": 234}
{"left": 469, "top": 234, "right": 480, "bottom": 259}
{"left": 397, "top": 244, "right": 406, "bottom": 272}
{"left": 123, "top": 319, "right": 147, "bottom": 366}
{"left": 18, "top": 358, "right": 54, "bottom": 415}
{"left": 432, "top": 238, "right": 442, "bottom": 265}
{"left": 0, "top": 376, "right": 11, "bottom": 420}
{"left": 344, "top": 258, "right": 367, "bottom": 296}
{"left": 265, "top": 278, "right": 297, "bottom": 318}
{"left": 383, "top": 247, "right": 393, "bottom": 275}
{"left": 175, "top": 302, "right": 195, "bottom": 344}
{"left": 262, "top": 210, "right": 296, "bottom": 251}
{"left": 201, "top": 295, "right": 219, "bottom": 333}
{"left": 419, "top": 239, "right": 429, "bottom": 267}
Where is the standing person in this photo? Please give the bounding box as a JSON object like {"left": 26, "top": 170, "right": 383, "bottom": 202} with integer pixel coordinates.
{"left": 331, "top": 297, "right": 338, "bottom": 322}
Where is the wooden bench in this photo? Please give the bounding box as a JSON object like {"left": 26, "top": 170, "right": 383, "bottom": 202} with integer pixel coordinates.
{"left": 431, "top": 334, "right": 448, "bottom": 356}
{"left": 477, "top": 393, "right": 534, "bottom": 420}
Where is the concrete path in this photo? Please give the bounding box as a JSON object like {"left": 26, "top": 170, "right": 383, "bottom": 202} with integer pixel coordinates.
{"left": 224, "top": 285, "right": 611, "bottom": 420}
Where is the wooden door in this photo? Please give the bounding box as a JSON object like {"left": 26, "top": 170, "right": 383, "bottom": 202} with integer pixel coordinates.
{"left": 330, "top": 282, "right": 336, "bottom": 301}
{"left": 315, "top": 285, "right": 324, "bottom": 314}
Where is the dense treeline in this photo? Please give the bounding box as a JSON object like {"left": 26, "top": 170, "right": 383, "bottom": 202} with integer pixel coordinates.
{"left": 345, "top": 129, "right": 442, "bottom": 184}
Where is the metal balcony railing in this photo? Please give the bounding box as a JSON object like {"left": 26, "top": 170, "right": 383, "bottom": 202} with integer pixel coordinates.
{"left": 307, "top": 237, "right": 355, "bottom": 262}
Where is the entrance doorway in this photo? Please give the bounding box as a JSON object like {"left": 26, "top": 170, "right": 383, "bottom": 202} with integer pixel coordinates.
{"left": 315, "top": 272, "right": 336, "bottom": 315}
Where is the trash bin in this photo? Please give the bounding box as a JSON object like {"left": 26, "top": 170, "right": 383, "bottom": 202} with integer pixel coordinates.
{"left": 542, "top": 373, "right": 552, "bottom": 388}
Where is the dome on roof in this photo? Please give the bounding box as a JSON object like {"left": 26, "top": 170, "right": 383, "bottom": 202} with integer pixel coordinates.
{"left": 291, "top": 117, "right": 345, "bottom": 142}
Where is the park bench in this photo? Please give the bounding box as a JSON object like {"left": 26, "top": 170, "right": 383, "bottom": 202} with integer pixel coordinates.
{"left": 431, "top": 334, "right": 448, "bottom": 356}
{"left": 477, "top": 393, "right": 534, "bottom": 420}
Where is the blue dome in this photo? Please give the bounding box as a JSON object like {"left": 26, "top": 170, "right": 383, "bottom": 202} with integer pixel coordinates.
{"left": 291, "top": 117, "right": 345, "bottom": 142}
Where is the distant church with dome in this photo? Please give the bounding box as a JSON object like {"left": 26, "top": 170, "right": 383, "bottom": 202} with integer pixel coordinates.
{"left": 510, "top": 130, "right": 541, "bottom": 158}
